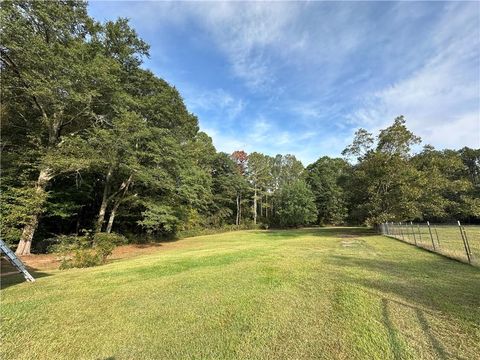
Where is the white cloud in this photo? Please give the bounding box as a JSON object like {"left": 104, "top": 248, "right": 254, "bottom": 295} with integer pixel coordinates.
{"left": 195, "top": 2, "right": 304, "bottom": 91}
{"left": 348, "top": 2, "right": 480, "bottom": 150}
{"left": 90, "top": 1, "right": 480, "bottom": 156}
{"left": 182, "top": 87, "right": 245, "bottom": 122}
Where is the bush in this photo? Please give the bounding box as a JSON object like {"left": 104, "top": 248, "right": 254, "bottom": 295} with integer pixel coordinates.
{"left": 60, "top": 249, "right": 102, "bottom": 269}
{"left": 51, "top": 232, "right": 126, "bottom": 269}
{"left": 93, "top": 232, "right": 126, "bottom": 260}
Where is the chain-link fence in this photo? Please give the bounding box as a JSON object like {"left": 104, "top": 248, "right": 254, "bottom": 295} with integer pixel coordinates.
{"left": 380, "top": 221, "right": 479, "bottom": 266}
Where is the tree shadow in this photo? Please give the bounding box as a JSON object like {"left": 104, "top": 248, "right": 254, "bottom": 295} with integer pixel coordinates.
{"left": 327, "top": 255, "right": 479, "bottom": 358}
{"left": 249, "top": 227, "right": 377, "bottom": 239}
{"left": 414, "top": 306, "right": 448, "bottom": 359}
{"left": 328, "top": 255, "right": 480, "bottom": 318}
{"left": 381, "top": 298, "right": 406, "bottom": 360}
{"left": 382, "top": 297, "right": 452, "bottom": 359}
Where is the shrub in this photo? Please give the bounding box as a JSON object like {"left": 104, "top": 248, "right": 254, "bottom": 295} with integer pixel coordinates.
{"left": 48, "top": 234, "right": 91, "bottom": 254}
{"left": 93, "top": 232, "right": 127, "bottom": 260}
{"left": 60, "top": 249, "right": 102, "bottom": 269}
{"left": 52, "top": 232, "right": 126, "bottom": 269}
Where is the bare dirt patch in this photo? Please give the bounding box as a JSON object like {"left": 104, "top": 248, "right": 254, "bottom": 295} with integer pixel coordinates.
{"left": 2, "top": 242, "right": 183, "bottom": 273}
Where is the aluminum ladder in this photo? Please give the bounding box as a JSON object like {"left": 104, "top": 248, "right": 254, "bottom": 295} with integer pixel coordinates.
{"left": 0, "top": 239, "right": 35, "bottom": 282}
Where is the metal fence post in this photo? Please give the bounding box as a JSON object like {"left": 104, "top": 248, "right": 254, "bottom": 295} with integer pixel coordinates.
{"left": 458, "top": 221, "right": 472, "bottom": 264}
{"left": 462, "top": 225, "right": 473, "bottom": 262}
{"left": 410, "top": 221, "right": 417, "bottom": 245}
{"left": 433, "top": 224, "right": 440, "bottom": 247}
{"left": 427, "top": 221, "right": 436, "bottom": 251}
{"left": 417, "top": 223, "right": 422, "bottom": 242}
{"left": 399, "top": 222, "right": 405, "bottom": 241}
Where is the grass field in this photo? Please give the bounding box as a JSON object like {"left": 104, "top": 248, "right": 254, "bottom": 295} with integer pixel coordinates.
{"left": 385, "top": 224, "right": 480, "bottom": 266}
{"left": 1, "top": 228, "right": 480, "bottom": 359}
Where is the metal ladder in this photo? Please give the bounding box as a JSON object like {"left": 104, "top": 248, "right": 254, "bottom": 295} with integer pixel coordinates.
{"left": 0, "top": 239, "right": 35, "bottom": 282}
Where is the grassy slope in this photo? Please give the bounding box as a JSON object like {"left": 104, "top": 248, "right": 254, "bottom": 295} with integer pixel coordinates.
{"left": 1, "top": 228, "right": 479, "bottom": 360}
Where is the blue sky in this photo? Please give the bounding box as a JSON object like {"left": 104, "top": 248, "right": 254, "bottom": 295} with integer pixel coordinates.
{"left": 88, "top": 1, "right": 480, "bottom": 165}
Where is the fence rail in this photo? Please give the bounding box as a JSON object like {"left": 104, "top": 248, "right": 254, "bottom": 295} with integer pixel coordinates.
{"left": 380, "top": 221, "right": 479, "bottom": 266}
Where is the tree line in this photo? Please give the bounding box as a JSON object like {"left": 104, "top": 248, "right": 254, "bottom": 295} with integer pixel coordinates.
{"left": 1, "top": 1, "right": 479, "bottom": 256}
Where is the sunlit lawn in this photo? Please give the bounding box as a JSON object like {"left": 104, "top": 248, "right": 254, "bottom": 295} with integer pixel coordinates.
{"left": 388, "top": 224, "right": 480, "bottom": 266}
{"left": 1, "top": 228, "right": 479, "bottom": 359}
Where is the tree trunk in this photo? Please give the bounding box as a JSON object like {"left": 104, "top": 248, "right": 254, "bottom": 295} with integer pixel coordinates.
{"left": 105, "top": 174, "right": 133, "bottom": 233}
{"left": 106, "top": 207, "right": 117, "bottom": 234}
{"left": 236, "top": 194, "right": 240, "bottom": 226}
{"left": 260, "top": 194, "right": 263, "bottom": 217}
{"left": 239, "top": 194, "right": 242, "bottom": 225}
{"left": 96, "top": 166, "right": 113, "bottom": 232}
{"left": 253, "top": 185, "right": 257, "bottom": 225}
{"left": 266, "top": 194, "right": 268, "bottom": 219}
{"left": 16, "top": 167, "right": 52, "bottom": 255}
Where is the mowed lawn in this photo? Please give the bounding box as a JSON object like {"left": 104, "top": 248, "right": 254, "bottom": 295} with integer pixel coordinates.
{"left": 1, "top": 228, "right": 479, "bottom": 360}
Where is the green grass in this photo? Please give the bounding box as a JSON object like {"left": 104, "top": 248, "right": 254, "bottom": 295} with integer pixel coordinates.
{"left": 386, "top": 224, "right": 480, "bottom": 266}
{"left": 1, "top": 227, "right": 479, "bottom": 359}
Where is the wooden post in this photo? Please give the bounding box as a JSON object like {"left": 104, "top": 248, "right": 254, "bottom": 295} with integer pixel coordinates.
{"left": 457, "top": 221, "right": 471, "bottom": 264}
{"left": 427, "top": 221, "right": 436, "bottom": 251}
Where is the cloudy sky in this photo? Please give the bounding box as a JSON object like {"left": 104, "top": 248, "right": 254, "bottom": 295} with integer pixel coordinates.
{"left": 89, "top": 1, "right": 480, "bottom": 165}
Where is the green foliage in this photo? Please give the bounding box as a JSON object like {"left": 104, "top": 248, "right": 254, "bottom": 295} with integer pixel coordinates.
{"left": 342, "top": 118, "right": 479, "bottom": 225}
{"left": 138, "top": 202, "right": 180, "bottom": 235}
{"left": 60, "top": 249, "right": 103, "bottom": 269}
{"left": 93, "top": 232, "right": 127, "bottom": 260}
{"left": 306, "top": 157, "right": 349, "bottom": 225}
{"left": 0, "top": 186, "right": 47, "bottom": 246}
{"left": 274, "top": 180, "right": 317, "bottom": 227}
{"left": 51, "top": 231, "right": 126, "bottom": 268}
{"left": 176, "top": 223, "right": 260, "bottom": 239}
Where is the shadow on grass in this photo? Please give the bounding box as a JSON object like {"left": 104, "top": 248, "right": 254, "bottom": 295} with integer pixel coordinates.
{"left": 328, "top": 255, "right": 479, "bottom": 358}
{"left": 381, "top": 298, "right": 409, "bottom": 360}
{"left": 0, "top": 268, "right": 51, "bottom": 290}
{"left": 1, "top": 256, "right": 52, "bottom": 289}
{"left": 249, "top": 227, "right": 377, "bottom": 239}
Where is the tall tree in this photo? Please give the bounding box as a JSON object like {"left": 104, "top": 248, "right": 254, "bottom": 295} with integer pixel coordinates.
{"left": 247, "top": 152, "right": 271, "bottom": 225}
{"left": 209, "top": 153, "right": 248, "bottom": 226}
{"left": 274, "top": 180, "right": 317, "bottom": 227}
{"left": 343, "top": 116, "right": 423, "bottom": 225}
{"left": 306, "top": 157, "right": 350, "bottom": 225}
{"left": 1, "top": 1, "right": 117, "bottom": 254}
{"left": 231, "top": 151, "right": 249, "bottom": 225}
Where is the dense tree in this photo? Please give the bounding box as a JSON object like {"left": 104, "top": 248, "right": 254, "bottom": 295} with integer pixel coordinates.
{"left": 209, "top": 153, "right": 249, "bottom": 226}
{"left": 1, "top": 0, "right": 118, "bottom": 254}
{"left": 342, "top": 117, "right": 479, "bottom": 225}
{"left": 230, "top": 150, "right": 249, "bottom": 225}
{"left": 412, "top": 146, "right": 479, "bottom": 221}
{"left": 247, "top": 152, "right": 272, "bottom": 225}
{"left": 274, "top": 180, "right": 317, "bottom": 227}
{"left": 343, "top": 117, "right": 424, "bottom": 224}
{"left": 306, "top": 157, "right": 349, "bottom": 225}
